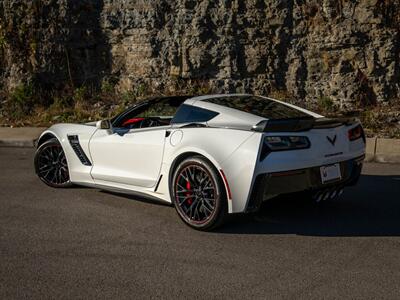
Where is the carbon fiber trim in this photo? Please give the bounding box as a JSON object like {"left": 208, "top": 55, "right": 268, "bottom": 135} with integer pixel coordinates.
{"left": 246, "top": 155, "right": 364, "bottom": 212}
{"left": 67, "top": 135, "right": 92, "bottom": 166}
{"left": 246, "top": 174, "right": 269, "bottom": 212}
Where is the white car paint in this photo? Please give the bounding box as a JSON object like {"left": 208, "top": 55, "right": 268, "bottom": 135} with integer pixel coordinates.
{"left": 37, "top": 94, "right": 366, "bottom": 214}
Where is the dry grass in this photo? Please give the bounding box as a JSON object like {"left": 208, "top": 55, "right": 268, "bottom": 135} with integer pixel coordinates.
{"left": 0, "top": 79, "right": 213, "bottom": 127}
{"left": 1, "top": 82, "right": 398, "bottom": 138}
{"left": 0, "top": 83, "right": 139, "bottom": 127}
{"left": 264, "top": 89, "right": 400, "bottom": 139}
{"left": 357, "top": 105, "right": 400, "bottom": 138}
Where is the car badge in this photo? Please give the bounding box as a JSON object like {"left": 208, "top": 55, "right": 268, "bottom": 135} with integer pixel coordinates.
{"left": 327, "top": 135, "right": 337, "bottom": 146}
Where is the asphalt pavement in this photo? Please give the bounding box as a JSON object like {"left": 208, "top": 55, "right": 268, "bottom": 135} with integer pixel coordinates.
{"left": 1, "top": 147, "right": 400, "bottom": 299}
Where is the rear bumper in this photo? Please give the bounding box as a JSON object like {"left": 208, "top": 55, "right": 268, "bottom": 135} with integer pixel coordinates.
{"left": 246, "top": 155, "right": 364, "bottom": 212}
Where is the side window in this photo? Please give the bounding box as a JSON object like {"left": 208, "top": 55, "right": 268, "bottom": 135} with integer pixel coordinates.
{"left": 136, "top": 101, "right": 179, "bottom": 118}
{"left": 113, "top": 97, "right": 187, "bottom": 129}
{"left": 172, "top": 104, "right": 219, "bottom": 124}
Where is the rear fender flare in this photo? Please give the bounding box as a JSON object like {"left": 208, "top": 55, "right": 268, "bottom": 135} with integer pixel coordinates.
{"left": 166, "top": 147, "right": 232, "bottom": 213}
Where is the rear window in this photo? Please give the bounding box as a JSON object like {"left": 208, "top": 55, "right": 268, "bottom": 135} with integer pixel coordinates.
{"left": 203, "top": 96, "right": 310, "bottom": 119}
{"left": 172, "top": 104, "right": 219, "bottom": 124}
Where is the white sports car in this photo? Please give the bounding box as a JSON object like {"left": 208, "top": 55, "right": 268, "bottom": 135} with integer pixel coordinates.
{"left": 35, "top": 94, "right": 366, "bottom": 230}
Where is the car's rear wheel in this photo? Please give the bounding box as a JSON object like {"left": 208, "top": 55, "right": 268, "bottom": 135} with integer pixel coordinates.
{"left": 34, "top": 138, "right": 72, "bottom": 188}
{"left": 171, "top": 156, "right": 227, "bottom": 231}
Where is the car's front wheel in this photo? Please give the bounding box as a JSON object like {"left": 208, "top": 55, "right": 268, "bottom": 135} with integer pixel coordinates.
{"left": 171, "top": 156, "right": 227, "bottom": 231}
{"left": 34, "top": 138, "right": 72, "bottom": 188}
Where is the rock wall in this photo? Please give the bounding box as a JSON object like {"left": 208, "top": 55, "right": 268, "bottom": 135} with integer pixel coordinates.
{"left": 1, "top": 0, "right": 400, "bottom": 109}
{"left": 0, "top": 0, "right": 110, "bottom": 91}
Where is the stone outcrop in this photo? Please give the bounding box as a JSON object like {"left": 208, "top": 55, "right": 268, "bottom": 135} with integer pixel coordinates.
{"left": 1, "top": 0, "right": 399, "bottom": 109}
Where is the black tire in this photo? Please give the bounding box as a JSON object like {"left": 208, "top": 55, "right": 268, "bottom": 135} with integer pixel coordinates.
{"left": 34, "top": 138, "right": 72, "bottom": 188}
{"left": 171, "top": 156, "right": 228, "bottom": 231}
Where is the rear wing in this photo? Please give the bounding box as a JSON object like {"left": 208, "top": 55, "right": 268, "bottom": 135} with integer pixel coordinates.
{"left": 252, "top": 117, "right": 358, "bottom": 133}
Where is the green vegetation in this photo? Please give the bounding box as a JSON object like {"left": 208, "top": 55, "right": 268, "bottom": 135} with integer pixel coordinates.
{"left": 0, "top": 79, "right": 214, "bottom": 127}
{"left": 0, "top": 34, "right": 6, "bottom": 49}
{"left": 268, "top": 89, "right": 293, "bottom": 102}
{"left": 317, "top": 96, "right": 335, "bottom": 113}
{"left": 134, "top": 83, "right": 148, "bottom": 98}
{"left": 358, "top": 107, "right": 400, "bottom": 139}
{"left": 265, "top": 90, "right": 399, "bottom": 138}
{"left": 5, "top": 83, "right": 37, "bottom": 120}
{"left": 0, "top": 81, "right": 398, "bottom": 138}
{"left": 100, "top": 79, "right": 115, "bottom": 94}
{"left": 170, "top": 78, "right": 212, "bottom": 96}
{"left": 185, "top": 80, "right": 212, "bottom": 95}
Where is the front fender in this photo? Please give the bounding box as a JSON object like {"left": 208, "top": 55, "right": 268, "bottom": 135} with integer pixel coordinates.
{"left": 37, "top": 124, "right": 98, "bottom": 185}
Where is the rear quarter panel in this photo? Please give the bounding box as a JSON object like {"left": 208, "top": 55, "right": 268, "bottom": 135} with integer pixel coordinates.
{"left": 158, "top": 127, "right": 261, "bottom": 213}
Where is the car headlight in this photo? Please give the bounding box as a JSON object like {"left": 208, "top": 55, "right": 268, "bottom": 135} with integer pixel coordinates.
{"left": 264, "top": 136, "right": 311, "bottom": 151}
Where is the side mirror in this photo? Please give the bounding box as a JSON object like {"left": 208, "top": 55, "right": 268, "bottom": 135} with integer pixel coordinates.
{"left": 96, "top": 119, "right": 112, "bottom": 130}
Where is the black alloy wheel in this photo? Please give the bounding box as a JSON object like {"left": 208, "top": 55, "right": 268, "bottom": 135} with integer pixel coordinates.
{"left": 34, "top": 138, "right": 72, "bottom": 188}
{"left": 172, "top": 156, "right": 227, "bottom": 230}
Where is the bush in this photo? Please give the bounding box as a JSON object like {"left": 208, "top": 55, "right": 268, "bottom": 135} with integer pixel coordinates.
{"left": 317, "top": 96, "right": 335, "bottom": 113}
{"left": 5, "top": 83, "right": 37, "bottom": 120}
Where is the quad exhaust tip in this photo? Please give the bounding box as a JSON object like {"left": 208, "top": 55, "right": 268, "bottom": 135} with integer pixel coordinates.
{"left": 314, "top": 187, "right": 344, "bottom": 202}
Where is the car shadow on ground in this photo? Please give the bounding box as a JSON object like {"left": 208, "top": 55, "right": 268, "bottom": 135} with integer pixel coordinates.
{"left": 218, "top": 174, "right": 400, "bottom": 237}
{"left": 100, "top": 190, "right": 173, "bottom": 207}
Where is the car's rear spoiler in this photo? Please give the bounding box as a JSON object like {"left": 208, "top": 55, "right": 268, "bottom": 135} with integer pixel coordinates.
{"left": 252, "top": 117, "right": 358, "bottom": 132}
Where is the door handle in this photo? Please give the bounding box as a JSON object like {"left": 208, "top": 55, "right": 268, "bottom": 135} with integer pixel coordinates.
{"left": 165, "top": 130, "right": 171, "bottom": 137}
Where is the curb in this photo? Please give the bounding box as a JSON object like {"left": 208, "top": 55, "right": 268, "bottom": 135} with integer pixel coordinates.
{"left": 374, "top": 138, "right": 400, "bottom": 164}
{"left": 365, "top": 137, "right": 377, "bottom": 162}
{"left": 365, "top": 137, "right": 400, "bottom": 163}
{"left": 0, "top": 139, "right": 37, "bottom": 148}
{"left": 0, "top": 127, "right": 46, "bottom": 148}
{"left": 0, "top": 127, "right": 399, "bottom": 163}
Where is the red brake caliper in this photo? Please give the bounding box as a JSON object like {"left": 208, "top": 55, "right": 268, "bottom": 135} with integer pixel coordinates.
{"left": 186, "top": 181, "right": 192, "bottom": 205}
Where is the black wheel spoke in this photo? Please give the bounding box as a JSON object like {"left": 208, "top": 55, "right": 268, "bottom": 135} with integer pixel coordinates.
{"left": 198, "top": 172, "right": 206, "bottom": 186}
{"left": 184, "top": 168, "right": 193, "bottom": 186}
{"left": 202, "top": 203, "right": 213, "bottom": 215}
{"left": 186, "top": 199, "right": 197, "bottom": 218}
{"left": 39, "top": 164, "right": 52, "bottom": 172}
{"left": 176, "top": 189, "right": 193, "bottom": 194}
{"left": 176, "top": 194, "right": 192, "bottom": 205}
{"left": 176, "top": 183, "right": 187, "bottom": 190}
{"left": 42, "top": 169, "right": 52, "bottom": 179}
{"left": 203, "top": 199, "right": 214, "bottom": 210}
{"left": 193, "top": 200, "right": 201, "bottom": 221}
{"left": 51, "top": 168, "right": 57, "bottom": 183}
{"left": 175, "top": 164, "right": 217, "bottom": 224}
{"left": 186, "top": 168, "right": 194, "bottom": 183}
{"left": 179, "top": 172, "right": 190, "bottom": 183}
{"left": 37, "top": 143, "right": 69, "bottom": 186}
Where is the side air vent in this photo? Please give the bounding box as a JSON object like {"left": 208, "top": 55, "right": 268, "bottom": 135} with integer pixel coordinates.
{"left": 67, "top": 135, "right": 92, "bottom": 166}
{"left": 246, "top": 174, "right": 268, "bottom": 212}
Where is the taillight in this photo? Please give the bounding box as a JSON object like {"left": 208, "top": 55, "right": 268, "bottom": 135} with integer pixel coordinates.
{"left": 259, "top": 136, "right": 311, "bottom": 161}
{"left": 264, "top": 136, "right": 311, "bottom": 151}
{"left": 348, "top": 125, "right": 365, "bottom": 142}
